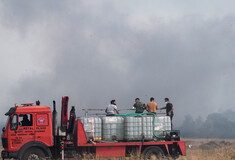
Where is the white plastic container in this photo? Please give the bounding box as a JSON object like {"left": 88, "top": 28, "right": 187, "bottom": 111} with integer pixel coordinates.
{"left": 124, "top": 116, "right": 142, "bottom": 140}
{"left": 102, "top": 116, "right": 124, "bottom": 141}
{"left": 154, "top": 116, "right": 171, "bottom": 136}
{"left": 78, "top": 117, "right": 102, "bottom": 141}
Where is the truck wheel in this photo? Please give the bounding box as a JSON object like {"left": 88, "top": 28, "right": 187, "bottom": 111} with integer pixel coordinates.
{"left": 21, "top": 148, "right": 46, "bottom": 160}
{"left": 142, "top": 146, "right": 165, "bottom": 160}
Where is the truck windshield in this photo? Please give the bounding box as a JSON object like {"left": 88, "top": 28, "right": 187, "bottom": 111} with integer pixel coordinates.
{"left": 10, "top": 114, "right": 18, "bottom": 130}
{"left": 4, "top": 116, "right": 9, "bottom": 128}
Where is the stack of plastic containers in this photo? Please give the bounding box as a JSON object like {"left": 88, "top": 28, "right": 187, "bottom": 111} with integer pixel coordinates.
{"left": 78, "top": 117, "right": 102, "bottom": 141}
{"left": 123, "top": 116, "right": 172, "bottom": 140}
{"left": 78, "top": 115, "right": 171, "bottom": 142}
{"left": 102, "top": 116, "right": 124, "bottom": 141}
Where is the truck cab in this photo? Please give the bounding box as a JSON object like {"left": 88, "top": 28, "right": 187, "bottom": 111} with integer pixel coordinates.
{"left": 1, "top": 104, "right": 53, "bottom": 159}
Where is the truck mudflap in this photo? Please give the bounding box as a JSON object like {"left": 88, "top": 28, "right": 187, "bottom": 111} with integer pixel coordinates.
{"left": 177, "top": 141, "right": 186, "bottom": 156}
{"left": 1, "top": 150, "right": 18, "bottom": 159}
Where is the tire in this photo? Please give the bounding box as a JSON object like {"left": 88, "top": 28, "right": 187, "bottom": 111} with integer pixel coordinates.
{"left": 142, "top": 146, "right": 165, "bottom": 160}
{"left": 171, "top": 154, "right": 179, "bottom": 159}
{"left": 21, "top": 148, "right": 46, "bottom": 160}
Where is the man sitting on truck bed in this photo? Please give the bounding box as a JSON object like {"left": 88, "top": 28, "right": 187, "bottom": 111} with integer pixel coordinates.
{"left": 105, "top": 99, "right": 119, "bottom": 116}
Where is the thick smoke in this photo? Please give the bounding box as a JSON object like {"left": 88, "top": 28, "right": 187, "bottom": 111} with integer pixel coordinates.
{"left": 179, "top": 110, "right": 235, "bottom": 138}
{"left": 0, "top": 1, "right": 235, "bottom": 128}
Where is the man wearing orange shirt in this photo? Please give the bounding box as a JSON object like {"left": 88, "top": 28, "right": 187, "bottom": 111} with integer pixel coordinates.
{"left": 146, "top": 97, "right": 158, "bottom": 114}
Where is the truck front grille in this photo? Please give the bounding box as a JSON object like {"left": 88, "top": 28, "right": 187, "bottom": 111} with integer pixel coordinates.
{"left": 2, "top": 138, "right": 8, "bottom": 148}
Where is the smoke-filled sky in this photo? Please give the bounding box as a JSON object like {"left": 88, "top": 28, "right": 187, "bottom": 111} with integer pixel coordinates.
{"left": 1, "top": 0, "right": 235, "bottom": 126}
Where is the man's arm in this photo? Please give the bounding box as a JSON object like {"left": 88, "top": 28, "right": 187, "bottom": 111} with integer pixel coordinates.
{"left": 115, "top": 109, "right": 120, "bottom": 114}
{"left": 168, "top": 106, "right": 174, "bottom": 115}
{"left": 142, "top": 103, "right": 146, "bottom": 109}
{"left": 145, "top": 104, "right": 149, "bottom": 111}
{"left": 114, "top": 106, "right": 119, "bottom": 114}
{"left": 133, "top": 103, "right": 136, "bottom": 109}
{"left": 160, "top": 106, "right": 166, "bottom": 110}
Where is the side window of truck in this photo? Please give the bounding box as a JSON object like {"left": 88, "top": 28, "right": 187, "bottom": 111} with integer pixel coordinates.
{"left": 10, "top": 114, "right": 18, "bottom": 130}
{"left": 19, "top": 114, "right": 33, "bottom": 126}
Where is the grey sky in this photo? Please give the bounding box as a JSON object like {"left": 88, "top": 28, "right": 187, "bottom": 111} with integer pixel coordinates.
{"left": 1, "top": 0, "right": 235, "bottom": 126}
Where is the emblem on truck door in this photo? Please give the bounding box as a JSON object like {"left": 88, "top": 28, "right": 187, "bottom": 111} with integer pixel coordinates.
{"left": 38, "top": 117, "right": 45, "bottom": 124}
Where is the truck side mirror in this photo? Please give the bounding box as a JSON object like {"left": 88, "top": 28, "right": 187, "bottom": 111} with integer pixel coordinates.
{"left": 2, "top": 127, "right": 5, "bottom": 132}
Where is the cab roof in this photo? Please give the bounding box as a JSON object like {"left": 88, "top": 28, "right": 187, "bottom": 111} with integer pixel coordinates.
{"left": 5, "top": 106, "right": 51, "bottom": 115}
{"left": 16, "top": 106, "right": 51, "bottom": 113}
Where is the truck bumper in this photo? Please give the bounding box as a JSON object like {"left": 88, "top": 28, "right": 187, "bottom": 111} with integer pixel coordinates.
{"left": 1, "top": 150, "right": 17, "bottom": 159}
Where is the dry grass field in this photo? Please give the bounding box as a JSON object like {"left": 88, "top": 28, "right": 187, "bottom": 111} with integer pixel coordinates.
{"left": 1, "top": 139, "right": 235, "bottom": 160}
{"left": 68, "top": 139, "right": 235, "bottom": 160}
{"left": 178, "top": 138, "right": 235, "bottom": 160}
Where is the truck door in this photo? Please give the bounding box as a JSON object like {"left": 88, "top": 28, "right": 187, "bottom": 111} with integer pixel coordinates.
{"left": 35, "top": 113, "right": 53, "bottom": 146}
{"left": 8, "top": 114, "right": 19, "bottom": 150}
{"left": 9, "top": 114, "right": 34, "bottom": 151}
{"left": 18, "top": 114, "right": 35, "bottom": 145}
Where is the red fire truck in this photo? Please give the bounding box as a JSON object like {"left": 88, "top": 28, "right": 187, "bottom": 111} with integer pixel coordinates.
{"left": 1, "top": 96, "right": 186, "bottom": 160}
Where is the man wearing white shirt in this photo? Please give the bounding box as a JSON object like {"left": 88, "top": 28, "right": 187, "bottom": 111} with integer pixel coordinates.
{"left": 105, "top": 100, "right": 119, "bottom": 116}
